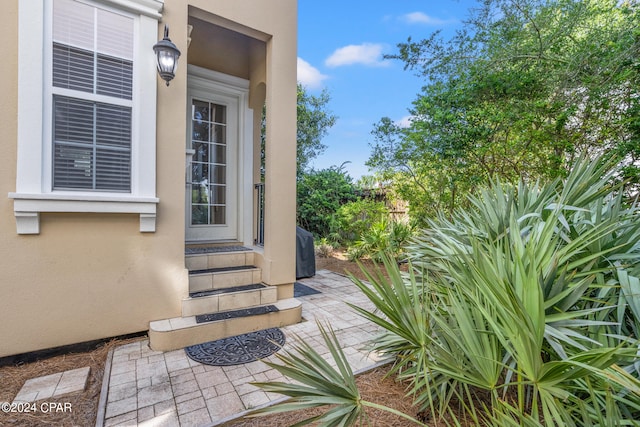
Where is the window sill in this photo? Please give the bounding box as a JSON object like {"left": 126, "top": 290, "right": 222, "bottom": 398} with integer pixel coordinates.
{"left": 8, "top": 192, "right": 159, "bottom": 234}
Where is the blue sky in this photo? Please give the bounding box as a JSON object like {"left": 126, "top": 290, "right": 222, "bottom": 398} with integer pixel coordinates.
{"left": 297, "top": 0, "right": 478, "bottom": 179}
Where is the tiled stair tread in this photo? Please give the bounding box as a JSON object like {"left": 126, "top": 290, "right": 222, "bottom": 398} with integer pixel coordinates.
{"left": 196, "top": 305, "right": 280, "bottom": 323}
{"left": 189, "top": 265, "right": 258, "bottom": 275}
{"left": 189, "top": 283, "right": 265, "bottom": 298}
{"left": 149, "top": 299, "right": 300, "bottom": 332}
{"left": 185, "top": 246, "right": 251, "bottom": 255}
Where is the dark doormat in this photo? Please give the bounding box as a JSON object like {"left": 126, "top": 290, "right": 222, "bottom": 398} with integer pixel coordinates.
{"left": 195, "top": 305, "right": 279, "bottom": 323}
{"left": 294, "top": 281, "right": 321, "bottom": 297}
{"left": 185, "top": 246, "right": 250, "bottom": 255}
{"left": 184, "top": 328, "right": 286, "bottom": 366}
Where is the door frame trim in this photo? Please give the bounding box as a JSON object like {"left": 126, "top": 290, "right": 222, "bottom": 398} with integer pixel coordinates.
{"left": 186, "top": 65, "right": 254, "bottom": 245}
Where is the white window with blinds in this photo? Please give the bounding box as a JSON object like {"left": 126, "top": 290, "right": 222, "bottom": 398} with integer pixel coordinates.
{"left": 52, "top": 0, "right": 134, "bottom": 191}
{"left": 10, "top": 0, "right": 163, "bottom": 234}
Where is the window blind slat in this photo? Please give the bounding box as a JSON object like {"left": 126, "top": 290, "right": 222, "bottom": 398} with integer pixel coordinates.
{"left": 96, "top": 148, "right": 131, "bottom": 191}
{"left": 53, "top": 0, "right": 94, "bottom": 51}
{"left": 52, "top": 44, "right": 94, "bottom": 93}
{"left": 53, "top": 144, "right": 93, "bottom": 189}
{"left": 96, "top": 104, "right": 132, "bottom": 148}
{"left": 53, "top": 97, "right": 94, "bottom": 144}
{"left": 53, "top": 96, "right": 131, "bottom": 192}
{"left": 97, "top": 8, "right": 134, "bottom": 60}
{"left": 97, "top": 55, "right": 133, "bottom": 99}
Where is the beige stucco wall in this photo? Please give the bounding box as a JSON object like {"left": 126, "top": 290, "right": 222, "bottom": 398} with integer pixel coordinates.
{"left": 0, "top": 0, "right": 297, "bottom": 358}
{"left": 0, "top": 0, "right": 187, "bottom": 355}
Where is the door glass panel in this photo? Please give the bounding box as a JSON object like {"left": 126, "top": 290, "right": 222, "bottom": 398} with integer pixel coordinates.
{"left": 193, "top": 143, "right": 209, "bottom": 163}
{"left": 211, "top": 144, "right": 226, "bottom": 164}
{"left": 212, "top": 105, "right": 226, "bottom": 123}
{"left": 192, "top": 181, "right": 209, "bottom": 204}
{"left": 191, "top": 161, "right": 208, "bottom": 183}
{"left": 212, "top": 125, "right": 226, "bottom": 143}
{"left": 193, "top": 100, "right": 210, "bottom": 122}
{"left": 210, "top": 185, "right": 226, "bottom": 204}
{"left": 192, "top": 122, "right": 209, "bottom": 142}
{"left": 211, "top": 206, "right": 225, "bottom": 224}
{"left": 211, "top": 165, "right": 226, "bottom": 184}
{"left": 190, "top": 99, "right": 227, "bottom": 226}
{"left": 191, "top": 205, "right": 208, "bottom": 225}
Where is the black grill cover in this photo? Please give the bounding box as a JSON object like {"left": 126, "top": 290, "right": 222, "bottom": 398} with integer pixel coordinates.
{"left": 296, "top": 226, "right": 316, "bottom": 279}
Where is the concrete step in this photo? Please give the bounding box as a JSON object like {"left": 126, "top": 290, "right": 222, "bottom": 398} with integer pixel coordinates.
{"left": 181, "top": 283, "right": 278, "bottom": 317}
{"left": 148, "top": 298, "right": 302, "bottom": 352}
{"left": 188, "top": 266, "right": 262, "bottom": 293}
{"left": 185, "top": 248, "right": 254, "bottom": 271}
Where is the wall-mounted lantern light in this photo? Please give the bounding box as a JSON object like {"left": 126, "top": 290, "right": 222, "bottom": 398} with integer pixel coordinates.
{"left": 153, "top": 25, "right": 181, "bottom": 86}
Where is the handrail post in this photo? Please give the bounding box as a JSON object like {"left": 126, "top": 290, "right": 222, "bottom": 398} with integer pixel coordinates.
{"left": 254, "top": 183, "right": 265, "bottom": 246}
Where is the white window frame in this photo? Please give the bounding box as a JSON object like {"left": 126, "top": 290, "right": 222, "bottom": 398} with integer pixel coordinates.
{"left": 9, "top": 0, "right": 164, "bottom": 234}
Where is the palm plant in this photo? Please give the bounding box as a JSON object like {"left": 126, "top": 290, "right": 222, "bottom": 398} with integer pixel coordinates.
{"left": 397, "top": 155, "right": 640, "bottom": 423}
{"left": 250, "top": 321, "right": 424, "bottom": 426}
{"left": 348, "top": 218, "right": 415, "bottom": 262}
{"left": 351, "top": 252, "right": 639, "bottom": 425}
{"left": 251, "top": 155, "right": 640, "bottom": 426}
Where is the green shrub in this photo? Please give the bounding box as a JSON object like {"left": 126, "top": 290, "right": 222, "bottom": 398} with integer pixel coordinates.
{"left": 330, "top": 199, "right": 388, "bottom": 245}
{"left": 347, "top": 218, "right": 414, "bottom": 262}
{"left": 296, "top": 165, "right": 356, "bottom": 238}
{"left": 314, "top": 237, "right": 335, "bottom": 258}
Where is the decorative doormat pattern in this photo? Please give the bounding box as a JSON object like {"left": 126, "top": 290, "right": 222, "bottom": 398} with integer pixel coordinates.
{"left": 184, "top": 328, "right": 286, "bottom": 366}
{"left": 185, "top": 246, "right": 250, "bottom": 255}
{"left": 294, "top": 282, "right": 321, "bottom": 297}
{"left": 195, "top": 305, "right": 279, "bottom": 323}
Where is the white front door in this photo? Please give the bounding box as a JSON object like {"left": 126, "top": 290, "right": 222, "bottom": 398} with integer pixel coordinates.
{"left": 186, "top": 90, "right": 239, "bottom": 242}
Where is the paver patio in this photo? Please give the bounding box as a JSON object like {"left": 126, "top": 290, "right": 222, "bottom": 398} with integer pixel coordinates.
{"left": 98, "top": 269, "right": 385, "bottom": 427}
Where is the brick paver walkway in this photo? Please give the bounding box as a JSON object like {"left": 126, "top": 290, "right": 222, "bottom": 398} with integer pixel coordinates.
{"left": 99, "top": 270, "right": 384, "bottom": 427}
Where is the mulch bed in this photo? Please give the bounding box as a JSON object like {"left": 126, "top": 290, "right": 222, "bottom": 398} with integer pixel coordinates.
{"left": 0, "top": 337, "right": 143, "bottom": 426}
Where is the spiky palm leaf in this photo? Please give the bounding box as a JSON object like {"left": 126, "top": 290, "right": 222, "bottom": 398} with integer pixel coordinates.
{"left": 250, "top": 321, "right": 424, "bottom": 426}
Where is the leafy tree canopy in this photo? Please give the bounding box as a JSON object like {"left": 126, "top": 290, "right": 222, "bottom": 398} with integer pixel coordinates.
{"left": 296, "top": 84, "right": 337, "bottom": 176}
{"left": 368, "top": 0, "right": 640, "bottom": 221}
{"left": 260, "top": 84, "right": 336, "bottom": 179}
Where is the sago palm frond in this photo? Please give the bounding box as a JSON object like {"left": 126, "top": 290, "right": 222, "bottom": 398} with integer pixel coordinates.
{"left": 250, "top": 320, "right": 424, "bottom": 426}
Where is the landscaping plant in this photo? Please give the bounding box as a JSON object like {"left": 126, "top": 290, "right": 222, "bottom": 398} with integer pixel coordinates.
{"left": 347, "top": 218, "right": 414, "bottom": 262}
{"left": 250, "top": 321, "right": 423, "bottom": 426}
{"left": 330, "top": 198, "right": 388, "bottom": 245}
{"left": 253, "top": 156, "right": 640, "bottom": 426}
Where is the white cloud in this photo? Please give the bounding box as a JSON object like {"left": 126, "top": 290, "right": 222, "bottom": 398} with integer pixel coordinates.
{"left": 402, "top": 12, "right": 453, "bottom": 26}
{"left": 297, "top": 57, "right": 328, "bottom": 89}
{"left": 325, "top": 43, "right": 388, "bottom": 68}
{"left": 395, "top": 115, "right": 414, "bottom": 128}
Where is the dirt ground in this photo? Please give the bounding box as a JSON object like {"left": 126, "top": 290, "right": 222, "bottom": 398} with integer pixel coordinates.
{"left": 315, "top": 248, "right": 406, "bottom": 282}
{"left": 316, "top": 250, "right": 369, "bottom": 280}
{"left": 0, "top": 252, "right": 423, "bottom": 427}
